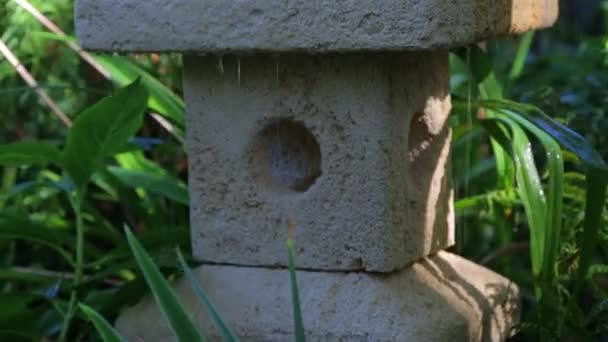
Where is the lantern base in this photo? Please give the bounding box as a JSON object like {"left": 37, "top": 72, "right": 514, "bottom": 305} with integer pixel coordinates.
{"left": 116, "top": 251, "right": 519, "bottom": 341}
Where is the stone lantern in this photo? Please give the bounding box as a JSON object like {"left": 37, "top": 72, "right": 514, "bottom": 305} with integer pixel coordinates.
{"left": 75, "top": 1, "right": 557, "bottom": 340}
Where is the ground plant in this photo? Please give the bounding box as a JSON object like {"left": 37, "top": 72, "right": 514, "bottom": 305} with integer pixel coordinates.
{"left": 1, "top": 1, "right": 608, "bottom": 341}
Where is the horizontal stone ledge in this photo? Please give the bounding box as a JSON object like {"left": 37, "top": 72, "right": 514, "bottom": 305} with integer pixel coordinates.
{"left": 115, "top": 251, "right": 519, "bottom": 341}
{"left": 75, "top": 0, "right": 557, "bottom": 53}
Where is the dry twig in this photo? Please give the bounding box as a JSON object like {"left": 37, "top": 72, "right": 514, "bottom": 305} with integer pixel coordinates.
{"left": 0, "top": 39, "right": 72, "bottom": 127}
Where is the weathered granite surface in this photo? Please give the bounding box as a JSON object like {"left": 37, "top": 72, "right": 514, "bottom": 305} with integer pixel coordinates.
{"left": 75, "top": 0, "right": 558, "bottom": 53}
{"left": 116, "top": 252, "right": 520, "bottom": 341}
{"left": 185, "top": 51, "right": 453, "bottom": 271}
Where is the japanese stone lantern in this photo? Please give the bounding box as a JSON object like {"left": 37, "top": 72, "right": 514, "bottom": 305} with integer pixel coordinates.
{"left": 75, "top": 1, "right": 558, "bottom": 340}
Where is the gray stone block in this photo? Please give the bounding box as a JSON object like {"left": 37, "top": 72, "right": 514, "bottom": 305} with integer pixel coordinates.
{"left": 115, "top": 251, "right": 520, "bottom": 341}
{"left": 75, "top": 0, "right": 558, "bottom": 53}
{"left": 185, "top": 51, "right": 453, "bottom": 272}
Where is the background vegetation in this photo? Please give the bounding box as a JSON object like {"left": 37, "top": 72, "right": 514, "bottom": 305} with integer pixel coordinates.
{"left": 1, "top": 0, "right": 607, "bottom": 341}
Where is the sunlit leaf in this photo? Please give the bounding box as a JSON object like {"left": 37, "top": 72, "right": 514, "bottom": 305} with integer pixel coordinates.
{"left": 63, "top": 79, "right": 148, "bottom": 187}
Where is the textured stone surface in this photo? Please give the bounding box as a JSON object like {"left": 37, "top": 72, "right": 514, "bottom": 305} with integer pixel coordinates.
{"left": 75, "top": 0, "right": 558, "bottom": 53}
{"left": 185, "top": 52, "right": 453, "bottom": 272}
{"left": 115, "top": 251, "right": 520, "bottom": 342}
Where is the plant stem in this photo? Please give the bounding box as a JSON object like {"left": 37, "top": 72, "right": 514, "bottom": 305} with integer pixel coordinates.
{"left": 74, "top": 191, "right": 85, "bottom": 285}
{"left": 575, "top": 169, "right": 608, "bottom": 297}
{"left": 58, "top": 188, "right": 86, "bottom": 342}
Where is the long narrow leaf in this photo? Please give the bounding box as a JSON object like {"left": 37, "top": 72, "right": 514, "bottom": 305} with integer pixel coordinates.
{"left": 481, "top": 117, "right": 547, "bottom": 279}
{"left": 124, "top": 226, "right": 205, "bottom": 342}
{"left": 509, "top": 32, "right": 535, "bottom": 80}
{"left": 94, "top": 55, "right": 185, "bottom": 133}
{"left": 0, "top": 141, "right": 62, "bottom": 167}
{"left": 501, "top": 111, "right": 564, "bottom": 288}
{"left": 79, "top": 303, "right": 123, "bottom": 342}
{"left": 576, "top": 171, "right": 608, "bottom": 295}
{"left": 108, "top": 167, "right": 189, "bottom": 205}
{"left": 287, "top": 238, "right": 305, "bottom": 342}
{"left": 176, "top": 249, "right": 238, "bottom": 342}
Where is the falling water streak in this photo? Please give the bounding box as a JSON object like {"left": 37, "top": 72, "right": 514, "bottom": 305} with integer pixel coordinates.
{"left": 237, "top": 57, "right": 241, "bottom": 87}
{"left": 217, "top": 56, "right": 224, "bottom": 75}
{"left": 275, "top": 55, "right": 281, "bottom": 156}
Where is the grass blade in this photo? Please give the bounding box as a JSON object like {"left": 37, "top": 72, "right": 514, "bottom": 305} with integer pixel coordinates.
{"left": 509, "top": 32, "right": 535, "bottom": 80}
{"left": 502, "top": 111, "right": 564, "bottom": 286}
{"left": 124, "top": 226, "right": 205, "bottom": 342}
{"left": 482, "top": 117, "right": 547, "bottom": 279}
{"left": 78, "top": 303, "right": 123, "bottom": 342}
{"left": 176, "top": 249, "right": 239, "bottom": 342}
{"left": 576, "top": 171, "right": 608, "bottom": 295}
{"left": 287, "top": 237, "right": 305, "bottom": 342}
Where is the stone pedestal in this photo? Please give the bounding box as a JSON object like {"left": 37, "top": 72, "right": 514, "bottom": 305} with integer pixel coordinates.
{"left": 115, "top": 252, "right": 519, "bottom": 341}
{"left": 75, "top": 0, "right": 558, "bottom": 340}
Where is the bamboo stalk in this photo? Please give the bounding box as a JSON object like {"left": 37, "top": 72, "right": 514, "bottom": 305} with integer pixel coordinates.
{"left": 0, "top": 39, "right": 72, "bottom": 127}
{"left": 13, "top": 0, "right": 111, "bottom": 80}
{"left": 13, "top": 0, "right": 181, "bottom": 138}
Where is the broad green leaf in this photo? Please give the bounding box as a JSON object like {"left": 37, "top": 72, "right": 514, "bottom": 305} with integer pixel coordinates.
{"left": 108, "top": 167, "right": 188, "bottom": 205}
{"left": 63, "top": 79, "right": 148, "bottom": 187}
{"left": 0, "top": 141, "right": 62, "bottom": 167}
{"left": 79, "top": 303, "right": 124, "bottom": 342}
{"left": 124, "top": 226, "right": 205, "bottom": 342}
{"left": 94, "top": 55, "right": 185, "bottom": 136}
{"left": 176, "top": 249, "right": 238, "bottom": 342}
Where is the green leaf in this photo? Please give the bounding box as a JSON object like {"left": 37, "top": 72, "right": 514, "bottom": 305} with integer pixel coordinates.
{"left": 63, "top": 79, "right": 149, "bottom": 187}
{"left": 0, "top": 293, "right": 54, "bottom": 340}
{"left": 0, "top": 215, "right": 74, "bottom": 266}
{"left": 124, "top": 226, "right": 205, "bottom": 342}
{"left": 474, "top": 99, "right": 606, "bottom": 170}
{"left": 501, "top": 111, "right": 564, "bottom": 293}
{"left": 108, "top": 167, "right": 189, "bottom": 205}
{"left": 576, "top": 172, "right": 608, "bottom": 296}
{"left": 176, "top": 249, "right": 238, "bottom": 342}
{"left": 481, "top": 117, "right": 547, "bottom": 279}
{"left": 79, "top": 303, "right": 124, "bottom": 342}
{"left": 287, "top": 239, "right": 305, "bottom": 342}
{"left": 94, "top": 55, "right": 185, "bottom": 138}
{"left": 0, "top": 141, "right": 62, "bottom": 167}
{"left": 509, "top": 32, "right": 535, "bottom": 80}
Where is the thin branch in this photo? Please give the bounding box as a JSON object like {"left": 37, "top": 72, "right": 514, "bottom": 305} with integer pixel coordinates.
{"left": 11, "top": 266, "right": 124, "bottom": 286}
{"left": 13, "top": 0, "right": 111, "bottom": 79}
{"left": 150, "top": 112, "right": 184, "bottom": 143}
{"left": 480, "top": 241, "right": 530, "bottom": 265}
{"left": 14, "top": 0, "right": 183, "bottom": 139}
{"left": 0, "top": 39, "right": 72, "bottom": 127}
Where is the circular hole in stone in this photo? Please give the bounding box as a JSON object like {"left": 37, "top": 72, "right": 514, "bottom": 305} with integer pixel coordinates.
{"left": 249, "top": 119, "right": 321, "bottom": 193}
